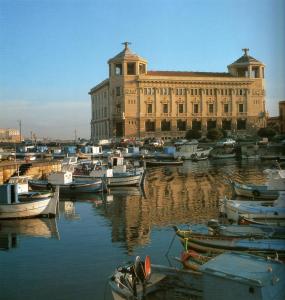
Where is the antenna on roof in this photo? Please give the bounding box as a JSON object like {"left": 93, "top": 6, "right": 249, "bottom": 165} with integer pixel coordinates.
{"left": 242, "top": 48, "right": 249, "bottom": 56}
{"left": 122, "top": 41, "right": 131, "bottom": 50}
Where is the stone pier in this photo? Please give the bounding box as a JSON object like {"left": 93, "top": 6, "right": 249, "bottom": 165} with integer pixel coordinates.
{"left": 0, "top": 160, "right": 62, "bottom": 184}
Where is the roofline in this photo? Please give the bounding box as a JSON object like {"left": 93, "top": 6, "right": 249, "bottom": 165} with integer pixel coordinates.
{"left": 89, "top": 79, "right": 109, "bottom": 94}
{"left": 144, "top": 70, "right": 234, "bottom": 78}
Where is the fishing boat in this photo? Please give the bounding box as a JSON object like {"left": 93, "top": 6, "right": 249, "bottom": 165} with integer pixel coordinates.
{"left": 145, "top": 158, "right": 183, "bottom": 167}
{"left": 29, "top": 171, "right": 104, "bottom": 194}
{"left": 219, "top": 196, "right": 285, "bottom": 223}
{"left": 174, "top": 220, "right": 285, "bottom": 239}
{"left": 174, "top": 140, "right": 212, "bottom": 160}
{"left": 75, "top": 171, "right": 143, "bottom": 187}
{"left": 0, "top": 184, "right": 59, "bottom": 219}
{"left": 74, "top": 154, "right": 145, "bottom": 187}
{"left": 109, "top": 253, "right": 285, "bottom": 300}
{"left": 230, "top": 180, "right": 279, "bottom": 199}
{"left": 179, "top": 234, "right": 285, "bottom": 259}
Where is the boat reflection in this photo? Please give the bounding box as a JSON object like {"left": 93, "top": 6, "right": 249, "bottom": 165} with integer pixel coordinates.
{"left": 0, "top": 218, "right": 59, "bottom": 251}
{"left": 95, "top": 160, "right": 275, "bottom": 254}
{"left": 58, "top": 201, "right": 80, "bottom": 220}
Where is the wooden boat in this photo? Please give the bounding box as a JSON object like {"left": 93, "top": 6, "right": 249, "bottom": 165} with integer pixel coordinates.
{"left": 239, "top": 215, "right": 285, "bottom": 226}
{"left": 179, "top": 234, "right": 285, "bottom": 259}
{"left": 0, "top": 184, "right": 59, "bottom": 219}
{"left": 220, "top": 197, "right": 285, "bottom": 223}
{"left": 109, "top": 253, "right": 285, "bottom": 300}
{"left": 174, "top": 140, "right": 212, "bottom": 160}
{"left": 174, "top": 221, "right": 285, "bottom": 239}
{"left": 230, "top": 180, "right": 279, "bottom": 199}
{"left": 29, "top": 171, "right": 104, "bottom": 194}
{"left": 75, "top": 155, "right": 145, "bottom": 187}
{"left": 75, "top": 172, "right": 143, "bottom": 187}
{"left": 145, "top": 159, "right": 183, "bottom": 167}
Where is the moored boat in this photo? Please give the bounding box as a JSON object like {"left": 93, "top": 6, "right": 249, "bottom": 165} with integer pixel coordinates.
{"left": 29, "top": 171, "right": 104, "bottom": 194}
{"left": 145, "top": 158, "right": 183, "bottom": 167}
{"left": 174, "top": 221, "right": 285, "bottom": 239}
{"left": 109, "top": 253, "right": 285, "bottom": 300}
{"left": 0, "top": 184, "right": 59, "bottom": 219}
{"left": 230, "top": 180, "right": 279, "bottom": 199}
{"left": 219, "top": 196, "right": 285, "bottom": 223}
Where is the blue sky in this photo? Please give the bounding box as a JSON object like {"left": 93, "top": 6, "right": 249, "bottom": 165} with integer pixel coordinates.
{"left": 0, "top": 0, "right": 284, "bottom": 139}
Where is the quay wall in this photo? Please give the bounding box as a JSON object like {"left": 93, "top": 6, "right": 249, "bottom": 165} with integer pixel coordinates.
{"left": 0, "top": 160, "right": 62, "bottom": 184}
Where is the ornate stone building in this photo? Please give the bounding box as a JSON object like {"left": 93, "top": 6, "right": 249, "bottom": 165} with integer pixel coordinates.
{"left": 90, "top": 43, "right": 266, "bottom": 141}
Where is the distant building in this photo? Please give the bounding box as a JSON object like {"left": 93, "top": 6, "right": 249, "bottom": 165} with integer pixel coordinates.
{"left": 90, "top": 43, "right": 267, "bottom": 141}
{"left": 0, "top": 128, "right": 21, "bottom": 142}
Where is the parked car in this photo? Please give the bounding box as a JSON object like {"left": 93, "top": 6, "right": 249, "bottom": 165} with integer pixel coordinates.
{"left": 216, "top": 138, "right": 236, "bottom": 147}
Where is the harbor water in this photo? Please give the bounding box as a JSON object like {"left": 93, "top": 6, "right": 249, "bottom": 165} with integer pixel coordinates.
{"left": 0, "top": 159, "right": 277, "bottom": 300}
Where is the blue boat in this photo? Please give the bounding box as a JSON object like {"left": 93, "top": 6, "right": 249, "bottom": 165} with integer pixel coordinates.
{"left": 109, "top": 252, "right": 285, "bottom": 300}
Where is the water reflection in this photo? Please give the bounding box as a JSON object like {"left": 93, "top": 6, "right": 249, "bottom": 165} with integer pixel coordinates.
{"left": 0, "top": 160, "right": 276, "bottom": 300}
{"left": 0, "top": 218, "right": 59, "bottom": 251}
{"left": 93, "top": 159, "right": 276, "bottom": 254}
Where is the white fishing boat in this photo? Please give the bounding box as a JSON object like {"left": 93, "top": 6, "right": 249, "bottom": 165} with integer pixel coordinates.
{"left": 0, "top": 184, "right": 59, "bottom": 219}
{"left": 75, "top": 168, "right": 143, "bottom": 187}
{"left": 230, "top": 180, "right": 279, "bottom": 199}
{"left": 29, "top": 171, "right": 104, "bottom": 194}
{"left": 74, "top": 155, "right": 145, "bottom": 187}
{"left": 220, "top": 195, "right": 285, "bottom": 223}
{"left": 174, "top": 140, "right": 212, "bottom": 160}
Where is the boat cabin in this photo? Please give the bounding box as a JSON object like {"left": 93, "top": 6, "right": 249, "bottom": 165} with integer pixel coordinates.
{"left": 201, "top": 252, "right": 285, "bottom": 300}
{"left": 108, "top": 155, "right": 126, "bottom": 173}
{"left": 8, "top": 176, "right": 29, "bottom": 194}
{"left": 48, "top": 171, "right": 73, "bottom": 185}
{"left": 0, "top": 184, "right": 18, "bottom": 204}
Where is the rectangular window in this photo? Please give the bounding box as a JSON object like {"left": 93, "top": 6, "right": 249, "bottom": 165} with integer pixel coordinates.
{"left": 147, "top": 104, "right": 152, "bottom": 114}
{"left": 127, "top": 63, "right": 136, "bottom": 75}
{"left": 163, "top": 104, "right": 168, "bottom": 113}
{"left": 208, "top": 103, "right": 214, "bottom": 113}
{"left": 115, "top": 64, "right": 122, "bottom": 75}
{"left": 193, "top": 104, "right": 199, "bottom": 113}
{"left": 224, "top": 103, "right": 229, "bottom": 113}
{"left": 179, "top": 103, "right": 184, "bottom": 113}
{"left": 239, "top": 103, "right": 244, "bottom": 113}
{"left": 116, "top": 87, "right": 121, "bottom": 96}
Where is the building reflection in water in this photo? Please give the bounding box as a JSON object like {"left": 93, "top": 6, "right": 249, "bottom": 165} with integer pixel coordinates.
{"left": 0, "top": 218, "right": 59, "bottom": 251}
{"left": 95, "top": 159, "right": 271, "bottom": 254}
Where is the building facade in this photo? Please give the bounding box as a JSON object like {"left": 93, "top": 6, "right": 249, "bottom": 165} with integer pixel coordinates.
{"left": 0, "top": 128, "right": 21, "bottom": 142}
{"left": 90, "top": 43, "right": 266, "bottom": 141}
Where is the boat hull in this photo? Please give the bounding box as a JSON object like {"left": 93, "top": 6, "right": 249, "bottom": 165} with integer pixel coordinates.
{"left": 232, "top": 181, "right": 279, "bottom": 199}
{"left": 0, "top": 188, "right": 58, "bottom": 219}
{"left": 74, "top": 174, "right": 143, "bottom": 187}
{"left": 29, "top": 180, "right": 103, "bottom": 193}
